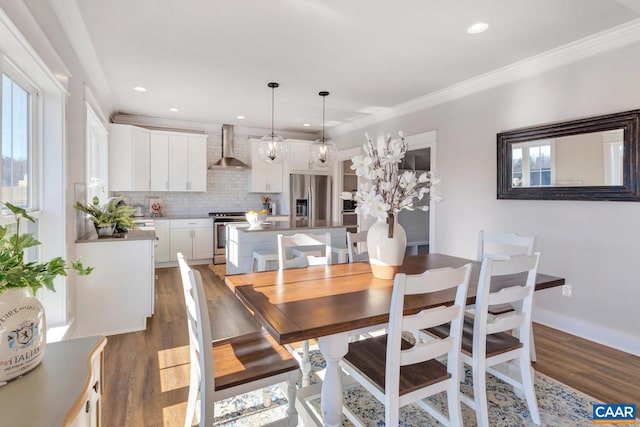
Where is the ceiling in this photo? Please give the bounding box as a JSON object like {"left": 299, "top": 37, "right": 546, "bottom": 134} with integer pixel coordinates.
{"left": 73, "top": 0, "right": 640, "bottom": 136}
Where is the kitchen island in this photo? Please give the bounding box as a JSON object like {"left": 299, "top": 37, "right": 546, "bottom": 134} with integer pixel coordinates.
{"left": 226, "top": 222, "right": 347, "bottom": 274}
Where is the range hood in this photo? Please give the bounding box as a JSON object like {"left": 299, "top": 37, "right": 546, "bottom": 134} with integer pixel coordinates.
{"left": 209, "top": 124, "right": 250, "bottom": 169}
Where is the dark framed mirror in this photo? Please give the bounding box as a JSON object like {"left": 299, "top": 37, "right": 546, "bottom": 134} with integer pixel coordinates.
{"left": 497, "top": 109, "right": 640, "bottom": 201}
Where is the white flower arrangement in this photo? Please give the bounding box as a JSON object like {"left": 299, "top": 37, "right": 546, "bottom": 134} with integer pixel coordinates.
{"left": 341, "top": 131, "right": 442, "bottom": 237}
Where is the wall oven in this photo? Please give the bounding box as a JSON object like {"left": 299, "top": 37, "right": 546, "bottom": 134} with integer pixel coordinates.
{"left": 210, "top": 212, "right": 247, "bottom": 264}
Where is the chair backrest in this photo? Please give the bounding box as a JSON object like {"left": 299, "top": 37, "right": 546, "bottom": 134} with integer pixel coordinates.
{"left": 347, "top": 231, "right": 368, "bottom": 263}
{"left": 473, "top": 253, "right": 540, "bottom": 358}
{"left": 178, "top": 253, "right": 215, "bottom": 427}
{"left": 385, "top": 264, "right": 472, "bottom": 397}
{"left": 477, "top": 230, "right": 535, "bottom": 261}
{"left": 277, "top": 232, "right": 332, "bottom": 270}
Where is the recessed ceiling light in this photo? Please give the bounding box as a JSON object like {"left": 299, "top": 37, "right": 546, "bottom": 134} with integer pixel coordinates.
{"left": 467, "top": 22, "right": 489, "bottom": 34}
{"left": 169, "top": 107, "right": 179, "bottom": 112}
{"left": 236, "top": 115, "right": 246, "bottom": 120}
{"left": 132, "top": 86, "right": 147, "bottom": 92}
{"left": 303, "top": 123, "right": 311, "bottom": 127}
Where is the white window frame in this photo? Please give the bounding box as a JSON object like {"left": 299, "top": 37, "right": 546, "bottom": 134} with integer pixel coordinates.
{"left": 1, "top": 59, "right": 40, "bottom": 214}
{"left": 512, "top": 139, "right": 556, "bottom": 187}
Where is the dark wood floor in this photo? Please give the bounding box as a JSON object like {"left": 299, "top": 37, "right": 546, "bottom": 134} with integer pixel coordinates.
{"left": 101, "top": 265, "right": 640, "bottom": 426}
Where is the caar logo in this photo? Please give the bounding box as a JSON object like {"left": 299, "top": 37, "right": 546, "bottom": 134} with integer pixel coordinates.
{"left": 593, "top": 404, "right": 636, "bottom": 424}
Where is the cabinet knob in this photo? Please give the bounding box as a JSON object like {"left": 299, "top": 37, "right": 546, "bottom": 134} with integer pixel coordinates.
{"left": 93, "top": 380, "right": 100, "bottom": 393}
{"left": 85, "top": 400, "right": 91, "bottom": 413}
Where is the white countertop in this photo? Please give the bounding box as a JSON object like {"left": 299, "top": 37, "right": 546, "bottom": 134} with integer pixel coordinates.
{"left": 230, "top": 221, "right": 346, "bottom": 233}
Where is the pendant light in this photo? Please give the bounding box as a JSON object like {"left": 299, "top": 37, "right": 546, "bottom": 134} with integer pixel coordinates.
{"left": 309, "top": 91, "right": 337, "bottom": 167}
{"left": 258, "top": 82, "right": 288, "bottom": 164}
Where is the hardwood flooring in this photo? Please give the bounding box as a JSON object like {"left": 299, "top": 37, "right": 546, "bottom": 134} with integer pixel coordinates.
{"left": 101, "top": 265, "right": 640, "bottom": 426}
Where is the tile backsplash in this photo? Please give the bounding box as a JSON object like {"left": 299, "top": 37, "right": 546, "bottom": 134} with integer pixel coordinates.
{"left": 111, "top": 131, "right": 283, "bottom": 217}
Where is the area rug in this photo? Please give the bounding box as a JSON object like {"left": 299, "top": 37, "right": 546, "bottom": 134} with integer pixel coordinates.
{"left": 212, "top": 348, "right": 607, "bottom": 426}
{"left": 209, "top": 264, "right": 226, "bottom": 280}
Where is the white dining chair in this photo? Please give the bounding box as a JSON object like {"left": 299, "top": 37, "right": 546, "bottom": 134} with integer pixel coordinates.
{"left": 346, "top": 231, "right": 368, "bottom": 263}
{"left": 476, "top": 230, "right": 538, "bottom": 361}
{"left": 340, "top": 264, "right": 472, "bottom": 427}
{"left": 425, "top": 253, "right": 542, "bottom": 427}
{"left": 276, "top": 232, "right": 332, "bottom": 387}
{"left": 177, "top": 253, "right": 299, "bottom": 427}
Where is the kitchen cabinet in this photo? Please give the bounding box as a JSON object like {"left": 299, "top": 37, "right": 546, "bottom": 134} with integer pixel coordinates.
{"left": 288, "top": 140, "right": 331, "bottom": 173}
{"left": 149, "top": 132, "right": 169, "bottom": 190}
{"left": 168, "top": 134, "right": 208, "bottom": 191}
{"left": 154, "top": 219, "right": 170, "bottom": 263}
{"left": 108, "top": 124, "right": 151, "bottom": 191}
{"left": 249, "top": 139, "right": 283, "bottom": 193}
{"left": 169, "top": 218, "right": 213, "bottom": 261}
{"left": 108, "top": 124, "right": 208, "bottom": 192}
{"left": 0, "top": 336, "right": 106, "bottom": 427}
{"left": 75, "top": 232, "right": 155, "bottom": 336}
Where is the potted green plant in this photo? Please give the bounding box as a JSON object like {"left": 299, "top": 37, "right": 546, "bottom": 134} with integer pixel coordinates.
{"left": 0, "top": 202, "right": 93, "bottom": 384}
{"left": 74, "top": 197, "right": 137, "bottom": 237}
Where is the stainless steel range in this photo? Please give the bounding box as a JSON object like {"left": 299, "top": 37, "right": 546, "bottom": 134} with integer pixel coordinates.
{"left": 210, "top": 212, "right": 247, "bottom": 264}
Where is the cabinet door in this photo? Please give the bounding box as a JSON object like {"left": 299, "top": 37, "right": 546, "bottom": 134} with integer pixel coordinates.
{"left": 188, "top": 136, "right": 207, "bottom": 192}
{"left": 170, "top": 228, "right": 193, "bottom": 261}
{"left": 192, "top": 227, "right": 214, "bottom": 259}
{"left": 250, "top": 139, "right": 283, "bottom": 193}
{"left": 289, "top": 141, "right": 310, "bottom": 172}
{"left": 130, "top": 129, "right": 150, "bottom": 191}
{"left": 154, "top": 220, "right": 171, "bottom": 263}
{"left": 150, "top": 133, "right": 169, "bottom": 191}
{"left": 108, "top": 124, "right": 133, "bottom": 191}
{"left": 169, "top": 135, "right": 189, "bottom": 191}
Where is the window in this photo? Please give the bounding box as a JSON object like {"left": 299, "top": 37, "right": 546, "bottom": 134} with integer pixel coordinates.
{"left": 2, "top": 72, "right": 33, "bottom": 208}
{"left": 511, "top": 140, "right": 554, "bottom": 187}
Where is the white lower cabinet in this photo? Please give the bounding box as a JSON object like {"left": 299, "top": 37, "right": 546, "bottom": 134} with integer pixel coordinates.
{"left": 154, "top": 219, "right": 171, "bottom": 263}
{"left": 169, "top": 219, "right": 213, "bottom": 261}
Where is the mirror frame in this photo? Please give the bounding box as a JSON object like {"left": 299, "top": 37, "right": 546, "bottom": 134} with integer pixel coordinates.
{"left": 497, "top": 109, "right": 640, "bottom": 201}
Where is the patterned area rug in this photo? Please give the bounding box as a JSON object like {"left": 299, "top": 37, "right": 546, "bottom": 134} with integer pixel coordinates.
{"left": 212, "top": 348, "right": 607, "bottom": 426}
{"left": 209, "top": 264, "right": 225, "bottom": 280}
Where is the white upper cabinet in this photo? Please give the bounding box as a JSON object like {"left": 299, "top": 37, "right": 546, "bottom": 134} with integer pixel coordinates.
{"left": 109, "top": 124, "right": 208, "bottom": 192}
{"left": 249, "top": 139, "right": 283, "bottom": 193}
{"left": 288, "top": 139, "right": 330, "bottom": 173}
{"left": 150, "top": 133, "right": 169, "bottom": 191}
{"left": 168, "top": 134, "right": 207, "bottom": 192}
{"left": 109, "top": 124, "right": 151, "bottom": 191}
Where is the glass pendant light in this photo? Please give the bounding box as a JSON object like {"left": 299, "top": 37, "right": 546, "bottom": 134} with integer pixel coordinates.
{"left": 258, "top": 82, "right": 288, "bottom": 164}
{"left": 310, "top": 91, "right": 337, "bottom": 167}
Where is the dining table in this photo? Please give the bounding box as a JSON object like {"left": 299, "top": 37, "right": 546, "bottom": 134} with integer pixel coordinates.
{"left": 224, "top": 253, "right": 565, "bottom": 427}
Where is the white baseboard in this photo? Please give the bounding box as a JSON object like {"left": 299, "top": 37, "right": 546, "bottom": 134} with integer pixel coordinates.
{"left": 533, "top": 307, "right": 640, "bottom": 356}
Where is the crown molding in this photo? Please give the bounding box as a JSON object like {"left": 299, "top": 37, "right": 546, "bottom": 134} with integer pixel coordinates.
{"left": 49, "top": 0, "right": 112, "bottom": 113}
{"left": 329, "top": 18, "right": 640, "bottom": 137}
{"left": 111, "top": 113, "right": 318, "bottom": 140}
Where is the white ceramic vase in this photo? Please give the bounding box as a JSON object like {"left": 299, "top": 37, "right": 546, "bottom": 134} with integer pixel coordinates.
{"left": 0, "top": 288, "right": 46, "bottom": 384}
{"left": 367, "top": 216, "right": 407, "bottom": 279}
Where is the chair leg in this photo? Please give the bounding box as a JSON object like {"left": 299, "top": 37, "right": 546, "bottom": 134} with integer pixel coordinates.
{"left": 384, "top": 399, "right": 400, "bottom": 427}
{"left": 447, "top": 381, "right": 463, "bottom": 427}
{"left": 301, "top": 340, "right": 311, "bottom": 387}
{"left": 473, "top": 363, "right": 490, "bottom": 427}
{"left": 286, "top": 371, "right": 299, "bottom": 427}
{"left": 530, "top": 332, "right": 537, "bottom": 362}
{"left": 520, "top": 353, "right": 541, "bottom": 424}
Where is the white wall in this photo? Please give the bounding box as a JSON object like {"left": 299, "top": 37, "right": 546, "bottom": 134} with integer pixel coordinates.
{"left": 333, "top": 42, "right": 640, "bottom": 355}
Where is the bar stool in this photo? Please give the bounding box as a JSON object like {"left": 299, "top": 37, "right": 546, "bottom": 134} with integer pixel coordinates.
{"left": 251, "top": 249, "right": 279, "bottom": 272}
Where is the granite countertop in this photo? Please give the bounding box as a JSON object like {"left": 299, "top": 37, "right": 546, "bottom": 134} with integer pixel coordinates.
{"left": 76, "top": 229, "right": 156, "bottom": 243}
{"left": 231, "top": 221, "right": 346, "bottom": 233}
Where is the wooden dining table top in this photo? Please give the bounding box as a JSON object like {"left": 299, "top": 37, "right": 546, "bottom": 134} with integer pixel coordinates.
{"left": 224, "top": 253, "right": 565, "bottom": 345}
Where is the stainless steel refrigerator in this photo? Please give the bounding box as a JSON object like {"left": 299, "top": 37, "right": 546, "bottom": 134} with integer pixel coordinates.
{"left": 290, "top": 174, "right": 332, "bottom": 227}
